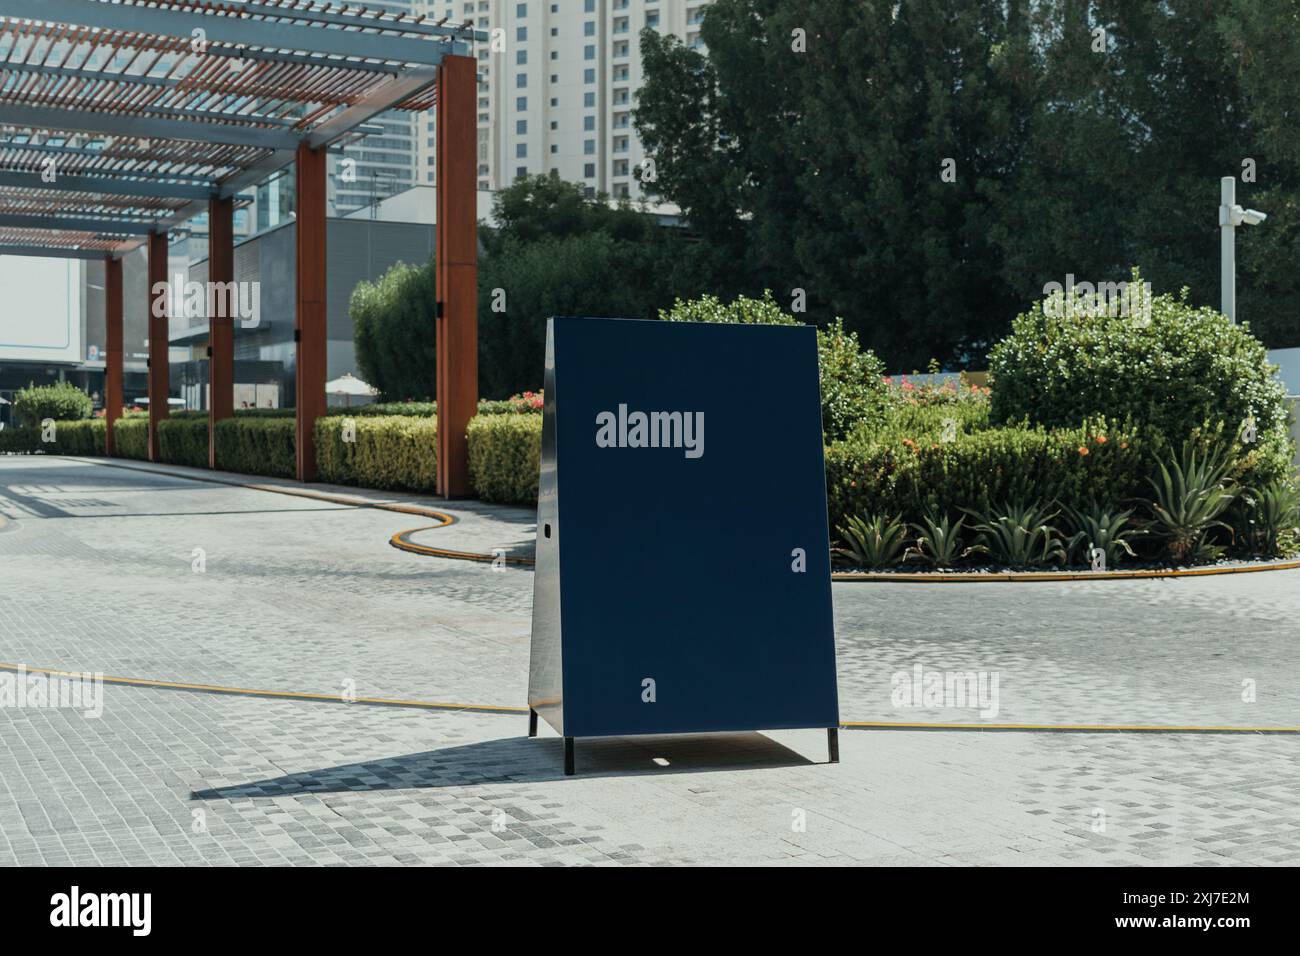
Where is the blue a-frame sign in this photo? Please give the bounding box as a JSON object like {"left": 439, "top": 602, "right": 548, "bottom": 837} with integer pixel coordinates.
{"left": 527, "top": 317, "right": 840, "bottom": 774}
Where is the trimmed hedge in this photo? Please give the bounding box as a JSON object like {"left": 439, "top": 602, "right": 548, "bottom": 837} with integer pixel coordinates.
{"left": 157, "top": 419, "right": 209, "bottom": 468}
{"left": 826, "top": 419, "right": 1154, "bottom": 537}
{"left": 467, "top": 413, "right": 542, "bottom": 505}
{"left": 315, "top": 415, "right": 437, "bottom": 492}
{"left": 214, "top": 417, "right": 295, "bottom": 478}
{"left": 112, "top": 418, "right": 149, "bottom": 460}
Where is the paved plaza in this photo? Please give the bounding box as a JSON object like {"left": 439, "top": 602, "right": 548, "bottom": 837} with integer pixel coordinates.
{"left": 1, "top": 455, "right": 1298, "bottom": 866}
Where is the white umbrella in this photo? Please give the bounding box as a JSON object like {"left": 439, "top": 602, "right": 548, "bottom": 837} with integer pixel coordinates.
{"left": 326, "top": 372, "right": 379, "bottom": 407}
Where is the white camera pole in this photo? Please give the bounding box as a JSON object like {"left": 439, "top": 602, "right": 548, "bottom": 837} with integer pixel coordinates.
{"left": 1220, "top": 176, "right": 1236, "bottom": 324}
{"left": 1219, "top": 175, "right": 1267, "bottom": 324}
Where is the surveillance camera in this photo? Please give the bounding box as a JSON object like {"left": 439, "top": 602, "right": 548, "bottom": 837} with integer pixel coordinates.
{"left": 1242, "top": 209, "right": 1268, "bottom": 226}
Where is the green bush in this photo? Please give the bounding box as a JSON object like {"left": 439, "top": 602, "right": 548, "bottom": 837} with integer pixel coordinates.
{"left": 315, "top": 415, "right": 437, "bottom": 492}
{"left": 49, "top": 419, "right": 106, "bottom": 456}
{"left": 0, "top": 426, "right": 39, "bottom": 454}
{"left": 351, "top": 259, "right": 436, "bottom": 401}
{"left": 13, "top": 381, "right": 92, "bottom": 425}
{"left": 112, "top": 418, "right": 149, "bottom": 460}
{"left": 467, "top": 413, "right": 542, "bottom": 504}
{"left": 213, "top": 418, "right": 295, "bottom": 478}
{"left": 661, "top": 291, "right": 890, "bottom": 440}
{"left": 988, "top": 273, "right": 1294, "bottom": 480}
{"left": 826, "top": 419, "right": 1151, "bottom": 538}
{"left": 157, "top": 418, "right": 209, "bottom": 468}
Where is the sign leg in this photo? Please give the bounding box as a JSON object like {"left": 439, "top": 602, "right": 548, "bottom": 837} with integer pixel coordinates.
{"left": 528, "top": 708, "right": 538, "bottom": 738}
{"left": 564, "top": 737, "right": 575, "bottom": 776}
{"left": 827, "top": 727, "right": 840, "bottom": 764}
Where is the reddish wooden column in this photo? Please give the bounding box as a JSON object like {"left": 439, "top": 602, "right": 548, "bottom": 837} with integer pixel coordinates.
{"left": 208, "top": 196, "right": 235, "bottom": 469}
{"left": 104, "top": 255, "right": 123, "bottom": 457}
{"left": 295, "top": 141, "right": 328, "bottom": 482}
{"left": 146, "top": 230, "right": 170, "bottom": 462}
{"left": 435, "top": 53, "right": 479, "bottom": 497}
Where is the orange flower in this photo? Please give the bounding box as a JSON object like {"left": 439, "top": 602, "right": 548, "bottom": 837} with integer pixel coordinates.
{"left": 1120, "top": 441, "right": 1129, "bottom": 449}
{"left": 1094, "top": 435, "right": 1108, "bottom": 444}
{"left": 1078, "top": 446, "right": 1090, "bottom": 456}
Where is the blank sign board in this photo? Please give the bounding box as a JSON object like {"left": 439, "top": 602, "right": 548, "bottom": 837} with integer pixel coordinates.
{"left": 528, "top": 317, "right": 840, "bottom": 772}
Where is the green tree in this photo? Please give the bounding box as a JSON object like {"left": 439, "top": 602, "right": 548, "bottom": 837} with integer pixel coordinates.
{"left": 350, "top": 259, "right": 436, "bottom": 401}
{"left": 14, "top": 381, "right": 92, "bottom": 425}
{"left": 635, "top": 0, "right": 1030, "bottom": 369}
{"left": 477, "top": 174, "right": 714, "bottom": 397}
{"left": 635, "top": 0, "right": 1300, "bottom": 360}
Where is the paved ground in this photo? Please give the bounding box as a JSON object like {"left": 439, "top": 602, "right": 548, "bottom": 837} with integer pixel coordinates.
{"left": 1, "top": 455, "right": 1298, "bottom": 865}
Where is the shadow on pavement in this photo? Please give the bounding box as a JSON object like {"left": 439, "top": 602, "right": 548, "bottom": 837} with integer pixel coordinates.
{"left": 191, "top": 731, "right": 817, "bottom": 797}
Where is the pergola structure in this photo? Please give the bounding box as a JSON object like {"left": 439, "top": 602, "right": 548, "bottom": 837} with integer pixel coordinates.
{"left": 0, "top": 0, "right": 483, "bottom": 495}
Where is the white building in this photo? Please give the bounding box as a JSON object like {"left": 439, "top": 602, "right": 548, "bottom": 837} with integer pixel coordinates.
{"left": 417, "top": 0, "right": 710, "bottom": 199}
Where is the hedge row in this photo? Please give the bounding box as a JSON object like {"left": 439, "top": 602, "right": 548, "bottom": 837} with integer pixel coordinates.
{"left": 214, "top": 418, "right": 296, "bottom": 477}
{"left": 467, "top": 413, "right": 542, "bottom": 505}
{"left": 316, "top": 415, "right": 437, "bottom": 492}
{"left": 0, "top": 419, "right": 105, "bottom": 455}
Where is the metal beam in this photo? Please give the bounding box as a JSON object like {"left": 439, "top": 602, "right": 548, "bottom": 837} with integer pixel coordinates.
{"left": 11, "top": 0, "right": 463, "bottom": 67}
{"left": 0, "top": 104, "right": 301, "bottom": 152}
{"left": 194, "top": 0, "right": 486, "bottom": 42}
{"left": 307, "top": 68, "right": 438, "bottom": 149}
{"left": 0, "top": 60, "right": 180, "bottom": 89}
{"left": 0, "top": 212, "right": 157, "bottom": 234}
{"left": 0, "top": 170, "right": 216, "bottom": 201}
{"left": 0, "top": 242, "right": 109, "bottom": 259}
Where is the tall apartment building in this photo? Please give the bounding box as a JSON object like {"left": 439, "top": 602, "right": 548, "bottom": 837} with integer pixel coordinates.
{"left": 331, "top": 0, "right": 421, "bottom": 215}
{"left": 418, "top": 0, "right": 709, "bottom": 200}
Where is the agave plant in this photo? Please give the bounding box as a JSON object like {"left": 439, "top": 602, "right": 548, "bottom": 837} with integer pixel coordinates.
{"left": 908, "top": 511, "right": 982, "bottom": 567}
{"left": 1236, "top": 480, "right": 1300, "bottom": 557}
{"left": 1062, "top": 501, "right": 1145, "bottom": 567}
{"left": 834, "top": 513, "right": 910, "bottom": 569}
{"left": 1145, "top": 442, "right": 1237, "bottom": 563}
{"left": 966, "top": 500, "right": 1067, "bottom": 567}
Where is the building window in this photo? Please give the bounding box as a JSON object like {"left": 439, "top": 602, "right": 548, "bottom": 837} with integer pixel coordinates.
{"left": 516, "top": 50, "right": 527, "bottom": 64}
{"left": 583, "top": 0, "right": 594, "bottom": 11}
{"left": 516, "top": 96, "right": 527, "bottom": 110}
{"left": 551, "top": 50, "right": 558, "bottom": 60}
{"left": 516, "top": 120, "right": 527, "bottom": 134}
{"left": 551, "top": 27, "right": 558, "bottom": 36}
{"left": 516, "top": 26, "right": 527, "bottom": 41}
{"left": 516, "top": 143, "right": 527, "bottom": 158}
{"left": 584, "top": 21, "right": 595, "bottom": 37}
{"left": 584, "top": 44, "right": 595, "bottom": 60}
{"left": 550, "top": 97, "right": 558, "bottom": 107}
{"left": 584, "top": 91, "right": 595, "bottom": 107}
{"left": 550, "top": 144, "right": 558, "bottom": 154}
{"left": 646, "top": 11, "right": 660, "bottom": 27}
{"left": 583, "top": 68, "right": 595, "bottom": 83}
{"left": 584, "top": 139, "right": 595, "bottom": 155}
{"left": 516, "top": 166, "right": 527, "bottom": 179}
{"left": 584, "top": 163, "right": 595, "bottom": 178}
{"left": 516, "top": 3, "right": 526, "bottom": 16}
{"left": 516, "top": 73, "right": 527, "bottom": 88}
{"left": 583, "top": 115, "right": 595, "bottom": 131}
{"left": 550, "top": 120, "right": 558, "bottom": 130}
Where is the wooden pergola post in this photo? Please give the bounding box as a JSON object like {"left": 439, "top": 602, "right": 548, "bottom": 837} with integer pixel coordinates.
{"left": 435, "top": 53, "right": 478, "bottom": 498}
{"left": 146, "top": 230, "right": 169, "bottom": 462}
{"left": 208, "top": 196, "right": 235, "bottom": 469}
{"left": 295, "top": 142, "right": 328, "bottom": 482}
{"left": 104, "top": 255, "right": 123, "bottom": 457}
